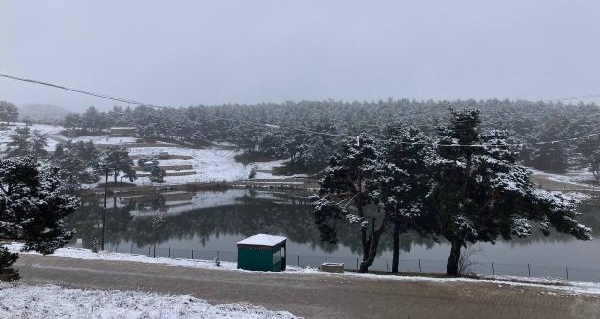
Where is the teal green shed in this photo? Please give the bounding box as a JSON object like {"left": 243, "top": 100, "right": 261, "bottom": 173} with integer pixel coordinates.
{"left": 237, "top": 234, "right": 287, "bottom": 272}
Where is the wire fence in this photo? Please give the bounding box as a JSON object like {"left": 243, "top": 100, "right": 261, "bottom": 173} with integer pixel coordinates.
{"left": 96, "top": 243, "right": 600, "bottom": 282}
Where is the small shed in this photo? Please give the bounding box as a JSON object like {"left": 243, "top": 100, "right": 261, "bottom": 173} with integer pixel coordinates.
{"left": 237, "top": 234, "right": 287, "bottom": 272}
{"left": 110, "top": 127, "right": 137, "bottom": 136}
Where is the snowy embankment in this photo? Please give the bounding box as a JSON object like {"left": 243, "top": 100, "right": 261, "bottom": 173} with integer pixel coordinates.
{"left": 0, "top": 282, "right": 298, "bottom": 319}
{"left": 528, "top": 167, "right": 596, "bottom": 189}
{"left": 65, "top": 135, "right": 139, "bottom": 145}
{"left": 6, "top": 243, "right": 600, "bottom": 296}
{"left": 127, "top": 146, "right": 305, "bottom": 185}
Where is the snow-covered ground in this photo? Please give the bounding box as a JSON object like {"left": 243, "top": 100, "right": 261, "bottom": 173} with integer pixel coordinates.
{"left": 128, "top": 146, "right": 303, "bottom": 185}
{"left": 5, "top": 243, "right": 600, "bottom": 296}
{"left": 0, "top": 282, "right": 298, "bottom": 319}
{"left": 0, "top": 125, "right": 304, "bottom": 184}
{"left": 528, "top": 167, "right": 597, "bottom": 188}
{"left": 64, "top": 135, "right": 139, "bottom": 145}
{"left": 0, "top": 123, "right": 64, "bottom": 152}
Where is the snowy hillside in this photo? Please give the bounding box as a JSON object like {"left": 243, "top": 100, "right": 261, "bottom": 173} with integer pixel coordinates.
{"left": 0, "top": 123, "right": 301, "bottom": 185}
{"left": 0, "top": 123, "right": 64, "bottom": 152}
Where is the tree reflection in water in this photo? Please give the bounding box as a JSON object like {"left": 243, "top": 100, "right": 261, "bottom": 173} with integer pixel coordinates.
{"left": 65, "top": 190, "right": 600, "bottom": 257}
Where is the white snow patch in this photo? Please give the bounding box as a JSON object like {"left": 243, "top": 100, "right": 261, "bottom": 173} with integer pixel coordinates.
{"left": 238, "top": 234, "right": 287, "bottom": 247}
{"left": 125, "top": 146, "right": 302, "bottom": 185}
{"left": 0, "top": 282, "right": 298, "bottom": 319}
{"left": 67, "top": 135, "right": 138, "bottom": 145}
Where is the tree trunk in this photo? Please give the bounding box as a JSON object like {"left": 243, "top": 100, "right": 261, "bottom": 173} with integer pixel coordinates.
{"left": 358, "top": 259, "right": 370, "bottom": 273}
{"left": 447, "top": 238, "right": 462, "bottom": 276}
{"left": 359, "top": 225, "right": 370, "bottom": 273}
{"left": 392, "top": 223, "right": 400, "bottom": 273}
{"left": 359, "top": 218, "right": 387, "bottom": 273}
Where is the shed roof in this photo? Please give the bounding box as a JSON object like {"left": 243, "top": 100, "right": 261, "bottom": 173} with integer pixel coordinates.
{"left": 237, "top": 234, "right": 286, "bottom": 247}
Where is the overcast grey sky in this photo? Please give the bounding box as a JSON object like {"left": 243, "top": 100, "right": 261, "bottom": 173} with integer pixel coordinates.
{"left": 1, "top": 1, "right": 600, "bottom": 111}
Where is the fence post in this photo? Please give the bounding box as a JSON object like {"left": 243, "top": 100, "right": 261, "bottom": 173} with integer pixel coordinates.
{"left": 130, "top": 244, "right": 133, "bottom": 254}
{"left": 168, "top": 247, "right": 171, "bottom": 258}
{"left": 528, "top": 263, "right": 531, "bottom": 277}
{"left": 148, "top": 246, "right": 150, "bottom": 256}
{"left": 418, "top": 259, "right": 422, "bottom": 273}
{"left": 356, "top": 257, "right": 359, "bottom": 270}
{"left": 297, "top": 255, "right": 300, "bottom": 266}
{"left": 566, "top": 265, "right": 569, "bottom": 280}
{"left": 217, "top": 250, "right": 220, "bottom": 259}
{"left": 492, "top": 262, "right": 495, "bottom": 275}
{"left": 192, "top": 250, "right": 194, "bottom": 260}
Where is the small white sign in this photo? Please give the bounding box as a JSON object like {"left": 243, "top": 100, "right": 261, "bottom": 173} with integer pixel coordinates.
{"left": 76, "top": 238, "right": 83, "bottom": 244}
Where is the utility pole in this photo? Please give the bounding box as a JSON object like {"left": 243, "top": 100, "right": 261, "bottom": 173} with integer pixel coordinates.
{"left": 101, "top": 165, "right": 108, "bottom": 251}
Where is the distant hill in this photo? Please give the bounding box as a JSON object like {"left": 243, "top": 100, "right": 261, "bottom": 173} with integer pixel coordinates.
{"left": 18, "top": 104, "right": 72, "bottom": 124}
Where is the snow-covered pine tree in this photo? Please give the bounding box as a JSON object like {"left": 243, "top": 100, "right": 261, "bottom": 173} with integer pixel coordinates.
{"left": 312, "top": 133, "right": 387, "bottom": 273}
{"left": 52, "top": 141, "right": 100, "bottom": 191}
{"left": 0, "top": 101, "right": 19, "bottom": 126}
{"left": 150, "top": 166, "right": 166, "bottom": 183}
{"left": 0, "top": 156, "right": 79, "bottom": 279}
{"left": 576, "top": 135, "right": 600, "bottom": 185}
{"left": 100, "top": 148, "right": 137, "bottom": 185}
{"left": 376, "top": 125, "right": 431, "bottom": 273}
{"left": 427, "top": 108, "right": 591, "bottom": 276}
{"left": 30, "top": 129, "right": 48, "bottom": 160}
{"left": 7, "top": 126, "right": 31, "bottom": 157}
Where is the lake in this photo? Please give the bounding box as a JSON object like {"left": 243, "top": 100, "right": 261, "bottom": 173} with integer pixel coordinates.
{"left": 65, "top": 188, "right": 600, "bottom": 281}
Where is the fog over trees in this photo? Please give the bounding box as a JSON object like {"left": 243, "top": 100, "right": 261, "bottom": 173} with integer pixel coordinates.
{"left": 60, "top": 99, "right": 600, "bottom": 174}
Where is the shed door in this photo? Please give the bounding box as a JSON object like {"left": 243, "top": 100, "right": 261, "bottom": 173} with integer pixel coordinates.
{"left": 272, "top": 248, "right": 281, "bottom": 265}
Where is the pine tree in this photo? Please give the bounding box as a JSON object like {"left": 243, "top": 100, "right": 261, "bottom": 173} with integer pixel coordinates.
{"left": 7, "top": 127, "right": 31, "bottom": 156}
{"left": 30, "top": 130, "right": 48, "bottom": 160}
{"left": 0, "top": 101, "right": 19, "bottom": 126}
{"left": 0, "top": 157, "right": 79, "bottom": 279}
{"left": 312, "top": 133, "right": 387, "bottom": 273}
{"left": 100, "top": 148, "right": 137, "bottom": 185}
{"left": 376, "top": 125, "right": 431, "bottom": 273}
{"left": 576, "top": 136, "right": 600, "bottom": 185}
{"left": 51, "top": 141, "right": 100, "bottom": 191}
{"left": 427, "top": 108, "right": 591, "bottom": 276}
{"left": 149, "top": 166, "right": 166, "bottom": 183}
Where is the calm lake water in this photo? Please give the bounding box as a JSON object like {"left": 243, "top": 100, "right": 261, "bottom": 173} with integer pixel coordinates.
{"left": 65, "top": 189, "right": 600, "bottom": 279}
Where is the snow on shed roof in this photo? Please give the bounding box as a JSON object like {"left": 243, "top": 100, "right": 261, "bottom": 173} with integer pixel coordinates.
{"left": 237, "top": 234, "right": 287, "bottom": 247}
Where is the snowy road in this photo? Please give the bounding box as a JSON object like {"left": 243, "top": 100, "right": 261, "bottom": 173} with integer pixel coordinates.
{"left": 15, "top": 254, "right": 600, "bottom": 319}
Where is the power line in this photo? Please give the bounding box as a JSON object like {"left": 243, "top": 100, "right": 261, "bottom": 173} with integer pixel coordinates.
{"left": 2, "top": 72, "right": 600, "bottom": 148}
{"left": 0, "top": 73, "right": 167, "bottom": 108}
{"left": 541, "top": 93, "right": 600, "bottom": 103}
